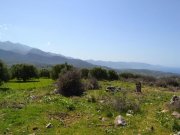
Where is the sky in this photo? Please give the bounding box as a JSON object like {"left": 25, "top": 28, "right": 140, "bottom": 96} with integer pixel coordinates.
{"left": 0, "top": 0, "right": 180, "bottom": 67}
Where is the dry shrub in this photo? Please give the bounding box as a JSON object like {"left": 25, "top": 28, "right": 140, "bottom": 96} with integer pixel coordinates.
{"left": 57, "top": 70, "right": 84, "bottom": 97}
{"left": 85, "top": 78, "right": 99, "bottom": 90}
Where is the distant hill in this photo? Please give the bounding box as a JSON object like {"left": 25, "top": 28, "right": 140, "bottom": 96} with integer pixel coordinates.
{"left": 87, "top": 60, "right": 180, "bottom": 74}
{"left": 0, "top": 41, "right": 179, "bottom": 77}
{"left": 0, "top": 41, "right": 94, "bottom": 68}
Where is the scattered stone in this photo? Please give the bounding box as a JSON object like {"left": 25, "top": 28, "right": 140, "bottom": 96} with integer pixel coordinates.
{"left": 161, "top": 109, "right": 168, "bottom": 113}
{"left": 126, "top": 113, "right": 133, "bottom": 117}
{"left": 174, "top": 131, "right": 180, "bottom": 135}
{"left": 170, "top": 95, "right": 180, "bottom": 105}
{"left": 114, "top": 115, "right": 126, "bottom": 127}
{"left": 172, "top": 111, "right": 180, "bottom": 119}
{"left": 106, "top": 86, "right": 121, "bottom": 92}
{"left": 53, "top": 89, "right": 59, "bottom": 94}
{"left": 126, "top": 110, "right": 134, "bottom": 117}
{"left": 101, "top": 117, "right": 108, "bottom": 122}
{"left": 127, "top": 110, "right": 134, "bottom": 115}
{"left": 106, "top": 86, "right": 116, "bottom": 92}
{"left": 30, "top": 95, "right": 37, "bottom": 100}
{"left": 99, "top": 100, "right": 104, "bottom": 103}
{"left": 29, "top": 133, "right": 36, "bottom": 135}
{"left": 12, "top": 103, "right": 25, "bottom": 109}
{"left": 46, "top": 123, "right": 53, "bottom": 128}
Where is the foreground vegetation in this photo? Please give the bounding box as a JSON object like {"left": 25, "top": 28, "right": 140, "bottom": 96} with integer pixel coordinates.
{"left": 0, "top": 78, "right": 179, "bottom": 135}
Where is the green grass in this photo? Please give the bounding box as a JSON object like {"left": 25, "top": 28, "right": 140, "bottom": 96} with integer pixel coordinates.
{"left": 0, "top": 79, "right": 179, "bottom": 135}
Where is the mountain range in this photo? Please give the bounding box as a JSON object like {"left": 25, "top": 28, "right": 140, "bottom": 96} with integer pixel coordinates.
{"left": 87, "top": 60, "right": 180, "bottom": 74}
{"left": 0, "top": 41, "right": 180, "bottom": 76}
{"left": 0, "top": 41, "right": 94, "bottom": 68}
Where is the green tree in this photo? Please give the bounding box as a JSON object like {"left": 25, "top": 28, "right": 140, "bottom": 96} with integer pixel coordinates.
{"left": 0, "top": 60, "right": 10, "bottom": 85}
{"left": 108, "top": 70, "right": 119, "bottom": 80}
{"left": 11, "top": 64, "right": 38, "bottom": 82}
{"left": 51, "top": 63, "right": 73, "bottom": 80}
{"left": 39, "top": 68, "right": 50, "bottom": 78}
{"left": 89, "top": 67, "right": 108, "bottom": 80}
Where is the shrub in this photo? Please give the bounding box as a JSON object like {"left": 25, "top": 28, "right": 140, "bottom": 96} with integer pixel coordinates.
{"left": 57, "top": 70, "right": 84, "bottom": 97}
{"left": 89, "top": 67, "right": 108, "bottom": 80}
{"left": 108, "top": 70, "right": 119, "bottom": 80}
{"left": 51, "top": 63, "right": 73, "bottom": 80}
{"left": 11, "top": 64, "right": 38, "bottom": 82}
{"left": 85, "top": 78, "right": 99, "bottom": 90}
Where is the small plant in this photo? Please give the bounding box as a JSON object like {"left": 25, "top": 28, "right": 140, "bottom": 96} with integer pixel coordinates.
{"left": 172, "top": 119, "right": 180, "bottom": 131}
{"left": 67, "top": 104, "right": 76, "bottom": 111}
{"left": 106, "top": 111, "right": 113, "bottom": 118}
{"left": 87, "top": 95, "right": 96, "bottom": 103}
{"left": 112, "top": 97, "right": 140, "bottom": 113}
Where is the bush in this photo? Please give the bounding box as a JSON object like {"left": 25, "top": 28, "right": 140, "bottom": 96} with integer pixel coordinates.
{"left": 51, "top": 63, "right": 73, "bottom": 80}
{"left": 11, "top": 64, "right": 38, "bottom": 82}
{"left": 0, "top": 60, "right": 10, "bottom": 85}
{"left": 89, "top": 67, "right": 108, "bottom": 80}
{"left": 108, "top": 70, "right": 119, "bottom": 80}
{"left": 57, "top": 70, "right": 84, "bottom": 97}
{"left": 85, "top": 78, "right": 99, "bottom": 90}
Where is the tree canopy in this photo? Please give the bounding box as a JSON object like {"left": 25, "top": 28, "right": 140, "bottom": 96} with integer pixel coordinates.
{"left": 11, "top": 64, "right": 38, "bottom": 82}
{"left": 0, "top": 60, "right": 10, "bottom": 85}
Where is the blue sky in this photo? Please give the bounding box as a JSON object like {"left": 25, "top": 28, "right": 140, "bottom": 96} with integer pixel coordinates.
{"left": 0, "top": 0, "right": 180, "bottom": 67}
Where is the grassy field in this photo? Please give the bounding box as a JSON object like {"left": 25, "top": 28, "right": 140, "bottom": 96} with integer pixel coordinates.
{"left": 0, "top": 79, "right": 179, "bottom": 135}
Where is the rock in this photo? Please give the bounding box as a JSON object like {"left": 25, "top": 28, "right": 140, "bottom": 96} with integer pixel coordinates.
{"left": 174, "top": 131, "right": 180, "bottom": 135}
{"left": 101, "top": 117, "right": 108, "bottom": 122}
{"left": 127, "top": 110, "right": 134, "bottom": 114}
{"left": 106, "top": 86, "right": 121, "bottom": 92}
{"left": 170, "top": 95, "right": 180, "bottom": 105}
{"left": 53, "top": 89, "right": 59, "bottom": 94}
{"left": 30, "top": 95, "right": 36, "bottom": 100}
{"left": 172, "top": 111, "right": 180, "bottom": 119}
{"left": 99, "top": 100, "right": 104, "bottom": 103}
{"left": 114, "top": 115, "right": 126, "bottom": 127}
{"left": 46, "top": 123, "right": 53, "bottom": 128}
{"left": 126, "top": 113, "right": 133, "bottom": 117}
{"left": 161, "top": 109, "right": 168, "bottom": 113}
{"left": 126, "top": 110, "right": 134, "bottom": 117}
{"left": 106, "top": 86, "right": 116, "bottom": 92}
{"left": 29, "top": 133, "right": 36, "bottom": 135}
